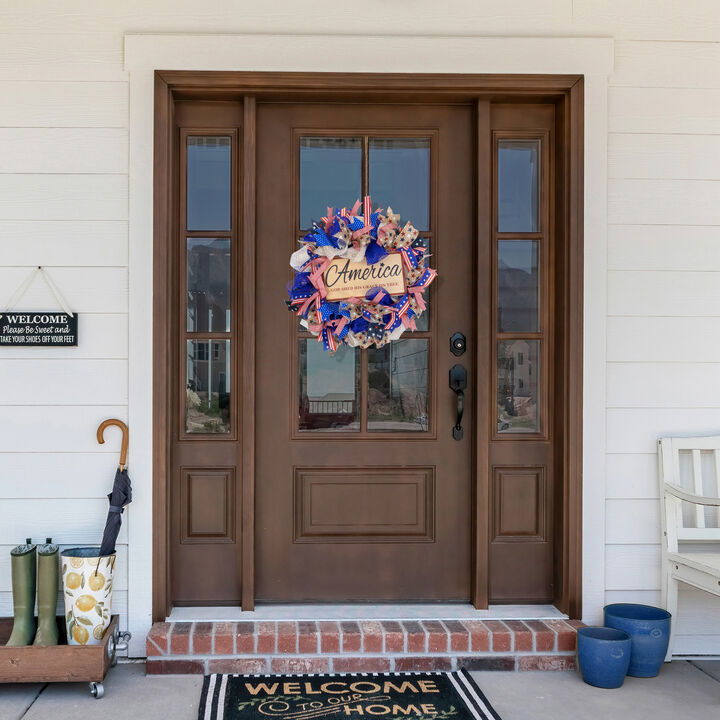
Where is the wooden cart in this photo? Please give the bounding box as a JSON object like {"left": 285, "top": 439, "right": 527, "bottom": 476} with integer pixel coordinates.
{"left": 0, "top": 615, "right": 130, "bottom": 698}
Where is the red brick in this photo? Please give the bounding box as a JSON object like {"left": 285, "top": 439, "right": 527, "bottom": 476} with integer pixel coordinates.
{"left": 545, "top": 620, "right": 578, "bottom": 652}
{"left": 395, "top": 656, "right": 452, "bottom": 672}
{"left": 517, "top": 655, "right": 576, "bottom": 671}
{"left": 147, "top": 622, "right": 171, "bottom": 656}
{"left": 484, "top": 621, "right": 511, "bottom": 652}
{"left": 213, "top": 622, "right": 235, "bottom": 655}
{"left": 209, "top": 658, "right": 268, "bottom": 674}
{"left": 146, "top": 659, "right": 204, "bottom": 675}
{"left": 403, "top": 621, "right": 426, "bottom": 653}
{"left": 457, "top": 656, "right": 516, "bottom": 671}
{"left": 193, "top": 622, "right": 213, "bottom": 654}
{"left": 298, "top": 621, "right": 319, "bottom": 654}
{"left": 341, "top": 622, "right": 362, "bottom": 652}
{"left": 382, "top": 621, "right": 404, "bottom": 652}
{"left": 277, "top": 621, "right": 298, "bottom": 654}
{"left": 422, "top": 621, "right": 448, "bottom": 653}
{"left": 526, "top": 620, "right": 555, "bottom": 651}
{"left": 333, "top": 657, "right": 391, "bottom": 673}
{"left": 505, "top": 620, "right": 533, "bottom": 652}
{"left": 235, "top": 622, "right": 255, "bottom": 653}
{"left": 170, "top": 623, "right": 191, "bottom": 655}
{"left": 360, "top": 621, "right": 383, "bottom": 653}
{"left": 462, "top": 621, "right": 490, "bottom": 652}
{"left": 257, "top": 622, "right": 276, "bottom": 653}
{"left": 443, "top": 620, "right": 469, "bottom": 652}
{"left": 271, "top": 657, "right": 331, "bottom": 674}
{"left": 319, "top": 621, "right": 340, "bottom": 653}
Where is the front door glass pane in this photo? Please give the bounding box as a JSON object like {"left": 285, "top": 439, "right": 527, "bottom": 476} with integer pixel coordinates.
{"left": 497, "top": 339, "right": 539, "bottom": 434}
{"left": 369, "top": 138, "right": 430, "bottom": 230}
{"left": 300, "top": 137, "right": 362, "bottom": 230}
{"left": 187, "top": 136, "right": 231, "bottom": 231}
{"left": 497, "top": 240, "right": 538, "bottom": 332}
{"left": 186, "top": 238, "right": 231, "bottom": 332}
{"left": 368, "top": 339, "right": 429, "bottom": 432}
{"left": 298, "top": 340, "right": 360, "bottom": 432}
{"left": 498, "top": 140, "right": 539, "bottom": 232}
{"left": 186, "top": 339, "right": 231, "bottom": 434}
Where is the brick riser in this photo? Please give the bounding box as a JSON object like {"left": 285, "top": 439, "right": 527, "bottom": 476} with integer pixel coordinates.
{"left": 146, "top": 619, "right": 582, "bottom": 674}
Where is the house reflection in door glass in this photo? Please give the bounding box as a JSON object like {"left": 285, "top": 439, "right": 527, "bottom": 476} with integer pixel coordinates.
{"left": 368, "top": 339, "right": 428, "bottom": 432}
{"left": 186, "top": 238, "right": 230, "bottom": 332}
{"left": 497, "top": 340, "right": 539, "bottom": 433}
{"left": 298, "top": 340, "right": 360, "bottom": 432}
{"left": 186, "top": 340, "right": 230, "bottom": 434}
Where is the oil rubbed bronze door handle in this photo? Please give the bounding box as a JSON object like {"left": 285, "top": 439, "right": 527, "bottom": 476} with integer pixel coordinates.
{"left": 449, "top": 364, "right": 467, "bottom": 441}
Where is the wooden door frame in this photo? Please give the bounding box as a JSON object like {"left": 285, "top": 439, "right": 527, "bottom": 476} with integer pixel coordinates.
{"left": 152, "top": 71, "right": 584, "bottom": 621}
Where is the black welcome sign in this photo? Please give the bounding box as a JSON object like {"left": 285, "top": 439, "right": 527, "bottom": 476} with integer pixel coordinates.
{"left": 0, "top": 311, "right": 78, "bottom": 346}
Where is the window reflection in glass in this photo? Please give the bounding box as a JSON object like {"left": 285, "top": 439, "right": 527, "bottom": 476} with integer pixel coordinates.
{"left": 369, "top": 138, "right": 430, "bottom": 231}
{"left": 298, "top": 340, "right": 359, "bottom": 432}
{"left": 497, "top": 240, "right": 538, "bottom": 332}
{"left": 187, "top": 136, "right": 231, "bottom": 231}
{"left": 497, "top": 340, "right": 539, "bottom": 434}
{"left": 368, "top": 339, "right": 429, "bottom": 432}
{"left": 498, "top": 140, "right": 539, "bottom": 233}
{"left": 186, "top": 340, "right": 230, "bottom": 434}
{"left": 186, "top": 238, "right": 230, "bottom": 332}
{"left": 300, "top": 137, "right": 362, "bottom": 230}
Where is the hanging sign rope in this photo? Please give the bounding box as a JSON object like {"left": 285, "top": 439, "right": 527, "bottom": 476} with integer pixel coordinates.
{"left": 286, "top": 197, "right": 437, "bottom": 352}
{"left": 0, "top": 266, "right": 78, "bottom": 346}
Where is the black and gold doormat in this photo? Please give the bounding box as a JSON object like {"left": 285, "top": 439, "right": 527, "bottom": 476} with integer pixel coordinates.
{"left": 199, "top": 671, "right": 501, "bottom": 720}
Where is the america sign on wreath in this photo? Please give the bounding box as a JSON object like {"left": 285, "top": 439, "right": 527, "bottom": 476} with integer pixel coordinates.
{"left": 286, "top": 197, "right": 436, "bottom": 351}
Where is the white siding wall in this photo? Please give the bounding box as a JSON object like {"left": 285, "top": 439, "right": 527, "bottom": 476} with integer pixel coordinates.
{"left": 0, "top": 1, "right": 719, "bottom": 656}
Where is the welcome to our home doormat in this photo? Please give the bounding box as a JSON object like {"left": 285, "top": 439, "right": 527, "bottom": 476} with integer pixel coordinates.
{"left": 199, "top": 671, "right": 502, "bottom": 720}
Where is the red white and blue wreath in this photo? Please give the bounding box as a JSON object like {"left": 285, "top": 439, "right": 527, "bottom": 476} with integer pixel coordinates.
{"left": 286, "top": 197, "right": 437, "bottom": 352}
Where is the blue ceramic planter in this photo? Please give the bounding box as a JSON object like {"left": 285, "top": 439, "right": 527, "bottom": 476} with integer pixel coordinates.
{"left": 577, "top": 627, "right": 632, "bottom": 689}
{"left": 604, "top": 603, "right": 671, "bottom": 678}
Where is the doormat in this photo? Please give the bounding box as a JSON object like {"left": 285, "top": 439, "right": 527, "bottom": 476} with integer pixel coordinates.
{"left": 199, "top": 671, "right": 501, "bottom": 720}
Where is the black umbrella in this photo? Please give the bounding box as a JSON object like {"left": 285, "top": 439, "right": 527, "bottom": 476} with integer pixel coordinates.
{"left": 97, "top": 420, "right": 132, "bottom": 557}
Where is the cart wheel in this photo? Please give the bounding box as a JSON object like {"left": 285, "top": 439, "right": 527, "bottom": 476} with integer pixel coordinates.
{"left": 89, "top": 682, "right": 104, "bottom": 699}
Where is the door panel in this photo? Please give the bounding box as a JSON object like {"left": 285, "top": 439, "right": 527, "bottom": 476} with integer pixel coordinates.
{"left": 255, "top": 103, "right": 474, "bottom": 601}
{"left": 489, "top": 104, "right": 555, "bottom": 603}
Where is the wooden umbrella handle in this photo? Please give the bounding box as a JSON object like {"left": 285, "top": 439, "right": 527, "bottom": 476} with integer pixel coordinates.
{"left": 97, "top": 419, "right": 129, "bottom": 469}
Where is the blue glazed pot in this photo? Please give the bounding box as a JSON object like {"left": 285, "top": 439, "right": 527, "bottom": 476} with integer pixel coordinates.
{"left": 604, "top": 603, "right": 671, "bottom": 678}
{"left": 577, "top": 627, "right": 632, "bottom": 689}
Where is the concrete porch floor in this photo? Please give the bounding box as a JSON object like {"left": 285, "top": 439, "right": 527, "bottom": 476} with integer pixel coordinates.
{"left": 1, "top": 661, "right": 718, "bottom": 720}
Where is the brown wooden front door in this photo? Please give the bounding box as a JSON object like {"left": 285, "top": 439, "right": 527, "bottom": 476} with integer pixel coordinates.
{"left": 255, "top": 104, "right": 474, "bottom": 601}
{"left": 163, "top": 86, "right": 571, "bottom": 611}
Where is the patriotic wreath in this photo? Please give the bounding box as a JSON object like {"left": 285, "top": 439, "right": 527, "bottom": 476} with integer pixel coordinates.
{"left": 286, "top": 197, "right": 437, "bottom": 352}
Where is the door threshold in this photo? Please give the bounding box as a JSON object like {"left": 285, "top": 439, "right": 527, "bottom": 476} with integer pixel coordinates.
{"left": 167, "top": 603, "right": 567, "bottom": 622}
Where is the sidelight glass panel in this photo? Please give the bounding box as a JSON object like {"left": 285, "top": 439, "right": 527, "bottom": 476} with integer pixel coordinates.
{"left": 369, "top": 138, "right": 430, "bottom": 230}
{"left": 298, "top": 340, "right": 360, "bottom": 432}
{"left": 300, "top": 137, "right": 362, "bottom": 230}
{"left": 187, "top": 136, "right": 231, "bottom": 231}
{"left": 186, "top": 339, "right": 231, "bottom": 434}
{"left": 497, "top": 240, "right": 539, "bottom": 332}
{"left": 498, "top": 140, "right": 539, "bottom": 232}
{"left": 497, "top": 339, "right": 539, "bottom": 434}
{"left": 368, "top": 339, "right": 429, "bottom": 432}
{"left": 186, "top": 238, "right": 231, "bottom": 332}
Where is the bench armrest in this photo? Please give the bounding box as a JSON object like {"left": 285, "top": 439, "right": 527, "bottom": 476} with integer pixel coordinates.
{"left": 665, "top": 482, "right": 720, "bottom": 507}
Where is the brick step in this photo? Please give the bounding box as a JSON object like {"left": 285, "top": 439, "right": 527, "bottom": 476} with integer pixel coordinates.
{"left": 146, "top": 619, "right": 582, "bottom": 674}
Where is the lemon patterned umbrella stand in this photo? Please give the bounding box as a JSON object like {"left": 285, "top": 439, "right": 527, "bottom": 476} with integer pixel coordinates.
{"left": 61, "top": 548, "right": 115, "bottom": 645}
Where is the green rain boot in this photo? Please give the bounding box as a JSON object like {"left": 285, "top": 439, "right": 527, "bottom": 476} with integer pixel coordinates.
{"left": 33, "top": 539, "right": 59, "bottom": 646}
{"left": 6, "top": 540, "right": 36, "bottom": 646}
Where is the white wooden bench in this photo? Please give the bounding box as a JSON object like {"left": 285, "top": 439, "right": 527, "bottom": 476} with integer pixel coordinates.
{"left": 659, "top": 435, "right": 720, "bottom": 660}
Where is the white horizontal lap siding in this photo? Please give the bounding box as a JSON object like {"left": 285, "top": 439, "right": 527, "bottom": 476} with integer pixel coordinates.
{"left": 606, "top": 38, "right": 720, "bottom": 655}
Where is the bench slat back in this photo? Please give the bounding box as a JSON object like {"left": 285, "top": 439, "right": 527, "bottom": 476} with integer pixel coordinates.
{"left": 659, "top": 436, "right": 720, "bottom": 549}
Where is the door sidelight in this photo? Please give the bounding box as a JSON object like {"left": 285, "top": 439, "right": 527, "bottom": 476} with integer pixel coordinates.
{"left": 449, "top": 364, "right": 467, "bottom": 441}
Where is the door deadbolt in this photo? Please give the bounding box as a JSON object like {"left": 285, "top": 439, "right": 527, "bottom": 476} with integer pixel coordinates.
{"left": 450, "top": 332, "right": 466, "bottom": 357}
